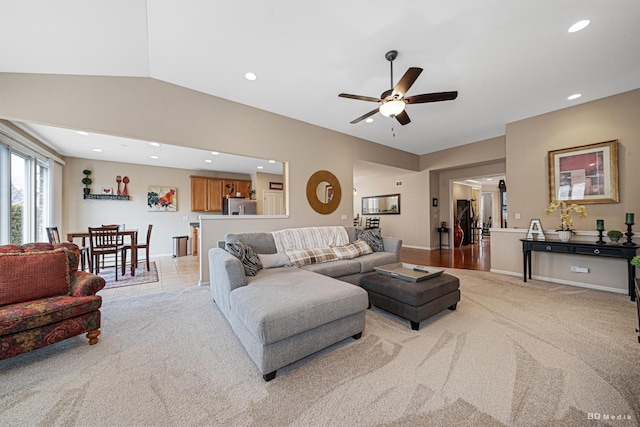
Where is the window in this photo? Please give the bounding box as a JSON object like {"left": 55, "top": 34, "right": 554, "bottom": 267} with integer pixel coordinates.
{"left": 0, "top": 141, "right": 51, "bottom": 245}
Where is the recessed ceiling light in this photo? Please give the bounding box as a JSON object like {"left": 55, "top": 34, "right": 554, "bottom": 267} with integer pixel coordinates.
{"left": 486, "top": 178, "right": 493, "bottom": 181}
{"left": 150, "top": 142, "right": 161, "bottom": 147}
{"left": 245, "top": 72, "right": 257, "bottom": 81}
{"left": 365, "top": 118, "right": 374, "bottom": 123}
{"left": 257, "top": 166, "right": 264, "bottom": 169}
{"left": 77, "top": 131, "right": 90, "bottom": 136}
{"left": 92, "top": 148, "right": 102, "bottom": 152}
{"left": 211, "top": 151, "right": 219, "bottom": 155}
{"left": 205, "top": 159, "right": 212, "bottom": 163}
{"left": 150, "top": 155, "right": 159, "bottom": 159}
{"left": 268, "top": 160, "right": 276, "bottom": 163}
{"left": 568, "top": 20, "right": 590, "bottom": 33}
{"left": 568, "top": 93, "right": 582, "bottom": 100}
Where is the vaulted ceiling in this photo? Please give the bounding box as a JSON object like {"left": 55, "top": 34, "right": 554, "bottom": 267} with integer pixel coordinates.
{"left": 2, "top": 0, "right": 639, "bottom": 161}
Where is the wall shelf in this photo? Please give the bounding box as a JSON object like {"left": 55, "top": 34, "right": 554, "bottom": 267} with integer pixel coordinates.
{"left": 83, "top": 194, "right": 130, "bottom": 201}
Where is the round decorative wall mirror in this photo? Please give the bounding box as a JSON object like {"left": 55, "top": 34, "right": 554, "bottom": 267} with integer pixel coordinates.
{"left": 306, "top": 170, "right": 341, "bottom": 214}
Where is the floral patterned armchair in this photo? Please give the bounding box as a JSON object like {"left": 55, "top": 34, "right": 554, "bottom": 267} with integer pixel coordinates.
{"left": 0, "top": 242, "right": 105, "bottom": 360}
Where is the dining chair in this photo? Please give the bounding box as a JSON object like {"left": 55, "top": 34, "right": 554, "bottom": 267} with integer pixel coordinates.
{"left": 365, "top": 217, "right": 380, "bottom": 229}
{"left": 47, "top": 226, "right": 91, "bottom": 271}
{"left": 88, "top": 225, "right": 124, "bottom": 280}
{"left": 122, "top": 224, "right": 153, "bottom": 272}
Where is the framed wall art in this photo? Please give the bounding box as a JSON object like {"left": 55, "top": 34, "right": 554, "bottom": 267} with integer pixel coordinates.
{"left": 548, "top": 140, "right": 619, "bottom": 204}
{"left": 269, "top": 182, "right": 283, "bottom": 190}
{"left": 147, "top": 186, "right": 177, "bottom": 211}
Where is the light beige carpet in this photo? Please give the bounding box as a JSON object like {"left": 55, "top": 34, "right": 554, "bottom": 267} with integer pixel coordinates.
{"left": 1, "top": 269, "right": 638, "bottom": 426}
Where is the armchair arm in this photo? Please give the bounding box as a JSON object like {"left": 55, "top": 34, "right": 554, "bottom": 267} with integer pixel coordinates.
{"left": 70, "top": 271, "right": 106, "bottom": 297}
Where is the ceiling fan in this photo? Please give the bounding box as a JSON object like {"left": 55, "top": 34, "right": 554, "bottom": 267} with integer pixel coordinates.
{"left": 339, "top": 50, "right": 458, "bottom": 126}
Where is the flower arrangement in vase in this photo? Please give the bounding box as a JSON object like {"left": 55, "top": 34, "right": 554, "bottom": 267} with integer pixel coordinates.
{"left": 545, "top": 200, "right": 587, "bottom": 241}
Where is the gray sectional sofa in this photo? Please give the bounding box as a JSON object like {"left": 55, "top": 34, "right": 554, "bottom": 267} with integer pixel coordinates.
{"left": 208, "top": 226, "right": 402, "bottom": 381}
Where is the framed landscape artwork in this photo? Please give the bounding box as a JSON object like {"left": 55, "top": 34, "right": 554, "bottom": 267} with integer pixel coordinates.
{"left": 148, "top": 186, "right": 177, "bottom": 211}
{"left": 548, "top": 140, "right": 619, "bottom": 204}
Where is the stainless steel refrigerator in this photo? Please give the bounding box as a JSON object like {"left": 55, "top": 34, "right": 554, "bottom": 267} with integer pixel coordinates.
{"left": 222, "top": 198, "right": 257, "bottom": 215}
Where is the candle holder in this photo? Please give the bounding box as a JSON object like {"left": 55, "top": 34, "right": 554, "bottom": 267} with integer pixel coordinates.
{"left": 623, "top": 223, "right": 635, "bottom": 246}
{"left": 596, "top": 229, "right": 606, "bottom": 244}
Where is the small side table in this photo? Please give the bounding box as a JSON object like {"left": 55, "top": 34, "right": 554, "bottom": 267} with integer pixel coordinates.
{"left": 437, "top": 227, "right": 450, "bottom": 250}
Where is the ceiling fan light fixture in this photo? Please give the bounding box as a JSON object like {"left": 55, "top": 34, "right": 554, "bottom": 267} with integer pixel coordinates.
{"left": 379, "top": 100, "right": 405, "bottom": 117}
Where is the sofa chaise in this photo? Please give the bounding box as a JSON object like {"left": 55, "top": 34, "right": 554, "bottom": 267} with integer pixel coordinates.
{"left": 209, "top": 226, "right": 402, "bottom": 381}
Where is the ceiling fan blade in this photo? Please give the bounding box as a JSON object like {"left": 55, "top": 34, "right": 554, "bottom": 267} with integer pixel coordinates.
{"left": 395, "top": 110, "right": 411, "bottom": 126}
{"left": 392, "top": 67, "right": 423, "bottom": 97}
{"left": 339, "top": 93, "right": 382, "bottom": 103}
{"left": 405, "top": 91, "right": 458, "bottom": 104}
{"left": 350, "top": 108, "right": 379, "bottom": 124}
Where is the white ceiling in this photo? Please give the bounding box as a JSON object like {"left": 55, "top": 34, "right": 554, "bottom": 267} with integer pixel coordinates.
{"left": 2, "top": 0, "right": 640, "bottom": 166}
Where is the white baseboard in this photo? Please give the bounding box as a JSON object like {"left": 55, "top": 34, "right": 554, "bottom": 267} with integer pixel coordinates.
{"left": 490, "top": 269, "right": 628, "bottom": 295}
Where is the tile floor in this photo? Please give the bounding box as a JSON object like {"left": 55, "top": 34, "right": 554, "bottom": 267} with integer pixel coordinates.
{"left": 98, "top": 255, "right": 201, "bottom": 304}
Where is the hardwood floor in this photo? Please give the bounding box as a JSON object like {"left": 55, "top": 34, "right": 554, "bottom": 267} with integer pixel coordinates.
{"left": 401, "top": 236, "right": 491, "bottom": 271}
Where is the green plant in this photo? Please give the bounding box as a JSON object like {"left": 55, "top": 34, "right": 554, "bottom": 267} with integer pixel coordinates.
{"left": 607, "top": 230, "right": 623, "bottom": 238}
{"left": 631, "top": 255, "right": 640, "bottom": 268}
{"left": 82, "top": 169, "right": 92, "bottom": 188}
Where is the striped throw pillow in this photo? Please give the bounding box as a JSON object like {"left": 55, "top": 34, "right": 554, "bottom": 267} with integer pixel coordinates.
{"left": 331, "top": 239, "right": 373, "bottom": 260}
{"left": 285, "top": 246, "right": 338, "bottom": 267}
{"left": 226, "top": 241, "right": 262, "bottom": 276}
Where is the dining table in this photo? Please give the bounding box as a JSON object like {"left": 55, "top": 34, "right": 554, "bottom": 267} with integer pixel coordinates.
{"left": 66, "top": 229, "right": 139, "bottom": 276}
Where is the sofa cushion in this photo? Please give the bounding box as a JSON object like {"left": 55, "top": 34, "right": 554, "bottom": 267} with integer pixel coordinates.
{"left": 233, "top": 268, "right": 368, "bottom": 345}
{"left": 358, "top": 252, "right": 399, "bottom": 273}
{"left": 331, "top": 239, "right": 373, "bottom": 260}
{"left": 0, "top": 248, "right": 71, "bottom": 306}
{"left": 226, "top": 242, "right": 262, "bottom": 276}
{"left": 0, "top": 295, "right": 102, "bottom": 336}
{"left": 257, "top": 252, "right": 291, "bottom": 269}
{"left": 225, "top": 232, "right": 277, "bottom": 254}
{"left": 285, "top": 246, "right": 338, "bottom": 267}
{"left": 356, "top": 228, "right": 385, "bottom": 252}
{"left": 301, "top": 259, "right": 361, "bottom": 278}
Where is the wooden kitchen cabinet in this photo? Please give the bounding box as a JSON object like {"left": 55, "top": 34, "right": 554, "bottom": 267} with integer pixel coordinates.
{"left": 190, "top": 176, "right": 223, "bottom": 212}
{"left": 222, "top": 180, "right": 252, "bottom": 199}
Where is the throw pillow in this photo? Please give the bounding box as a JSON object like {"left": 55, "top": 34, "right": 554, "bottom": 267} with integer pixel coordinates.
{"left": 257, "top": 252, "right": 291, "bottom": 269}
{"left": 285, "top": 246, "right": 338, "bottom": 267}
{"left": 226, "top": 241, "right": 262, "bottom": 276}
{"left": 0, "top": 248, "right": 71, "bottom": 306}
{"left": 356, "top": 227, "right": 385, "bottom": 252}
{"left": 331, "top": 239, "right": 373, "bottom": 260}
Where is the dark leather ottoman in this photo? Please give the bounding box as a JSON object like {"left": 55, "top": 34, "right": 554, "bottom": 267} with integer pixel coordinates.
{"left": 359, "top": 272, "right": 460, "bottom": 330}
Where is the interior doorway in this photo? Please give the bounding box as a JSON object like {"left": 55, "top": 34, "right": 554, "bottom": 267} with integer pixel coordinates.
{"left": 448, "top": 174, "right": 505, "bottom": 268}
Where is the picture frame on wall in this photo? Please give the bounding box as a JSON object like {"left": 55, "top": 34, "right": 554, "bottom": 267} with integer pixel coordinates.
{"left": 147, "top": 186, "right": 177, "bottom": 211}
{"left": 548, "top": 139, "right": 619, "bottom": 204}
{"left": 269, "top": 182, "right": 283, "bottom": 190}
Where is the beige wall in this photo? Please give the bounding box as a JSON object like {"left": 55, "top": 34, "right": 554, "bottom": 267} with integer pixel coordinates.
{"left": 0, "top": 72, "right": 419, "bottom": 283}
{"left": 2, "top": 72, "right": 638, "bottom": 291}
{"left": 505, "top": 89, "right": 640, "bottom": 232}
{"left": 63, "top": 157, "right": 210, "bottom": 256}
{"left": 495, "top": 89, "right": 640, "bottom": 293}
{"left": 352, "top": 168, "right": 427, "bottom": 247}
{"left": 420, "top": 136, "right": 507, "bottom": 248}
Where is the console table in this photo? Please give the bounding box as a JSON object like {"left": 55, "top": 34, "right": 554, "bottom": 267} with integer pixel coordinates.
{"left": 437, "top": 227, "right": 450, "bottom": 250}
{"left": 521, "top": 239, "right": 639, "bottom": 301}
